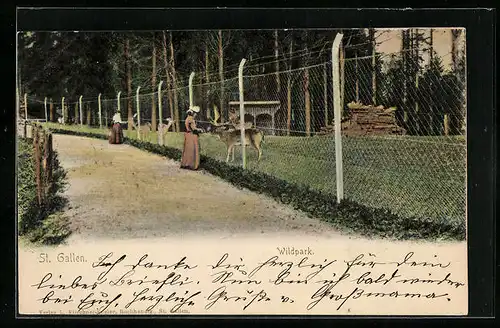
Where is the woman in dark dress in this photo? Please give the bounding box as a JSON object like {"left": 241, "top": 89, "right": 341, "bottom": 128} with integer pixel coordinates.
{"left": 180, "top": 106, "right": 202, "bottom": 170}
{"left": 109, "top": 111, "right": 124, "bottom": 144}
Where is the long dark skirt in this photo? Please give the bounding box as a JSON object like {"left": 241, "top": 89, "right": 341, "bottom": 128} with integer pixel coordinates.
{"left": 109, "top": 123, "right": 124, "bottom": 144}
{"left": 180, "top": 132, "right": 200, "bottom": 170}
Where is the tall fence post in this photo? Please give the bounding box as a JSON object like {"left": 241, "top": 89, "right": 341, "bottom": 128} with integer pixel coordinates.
{"left": 117, "top": 91, "right": 122, "bottom": 115}
{"left": 79, "top": 95, "right": 83, "bottom": 126}
{"left": 24, "top": 93, "right": 28, "bottom": 120}
{"left": 158, "top": 81, "right": 164, "bottom": 145}
{"left": 61, "top": 97, "right": 65, "bottom": 124}
{"left": 16, "top": 88, "right": 20, "bottom": 122}
{"left": 189, "top": 72, "right": 195, "bottom": 109}
{"left": 158, "top": 81, "right": 164, "bottom": 126}
{"left": 136, "top": 86, "right": 141, "bottom": 140}
{"left": 332, "top": 33, "right": 344, "bottom": 203}
{"left": 238, "top": 59, "right": 247, "bottom": 169}
{"left": 44, "top": 97, "right": 48, "bottom": 122}
{"left": 98, "top": 93, "right": 102, "bottom": 129}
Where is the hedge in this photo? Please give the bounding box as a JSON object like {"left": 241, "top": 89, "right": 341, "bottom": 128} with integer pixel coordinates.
{"left": 47, "top": 127, "right": 466, "bottom": 241}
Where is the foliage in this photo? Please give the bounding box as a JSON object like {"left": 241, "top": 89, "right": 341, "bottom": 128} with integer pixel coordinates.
{"left": 17, "top": 136, "right": 71, "bottom": 244}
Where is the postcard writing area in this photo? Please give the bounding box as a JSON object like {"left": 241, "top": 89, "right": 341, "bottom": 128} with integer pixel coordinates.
{"left": 18, "top": 241, "right": 468, "bottom": 316}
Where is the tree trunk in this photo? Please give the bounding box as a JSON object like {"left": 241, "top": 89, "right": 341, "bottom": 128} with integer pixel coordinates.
{"left": 305, "top": 68, "right": 311, "bottom": 136}
{"left": 451, "top": 29, "right": 459, "bottom": 72}
{"left": 205, "top": 39, "right": 211, "bottom": 119}
{"left": 86, "top": 103, "right": 91, "bottom": 126}
{"left": 287, "top": 40, "right": 293, "bottom": 136}
{"left": 151, "top": 34, "right": 157, "bottom": 132}
{"left": 414, "top": 29, "right": 420, "bottom": 135}
{"left": 274, "top": 30, "right": 280, "bottom": 94}
{"left": 218, "top": 30, "right": 225, "bottom": 122}
{"left": 162, "top": 31, "right": 175, "bottom": 131}
{"left": 125, "top": 38, "right": 133, "bottom": 131}
{"left": 355, "top": 53, "right": 360, "bottom": 102}
{"left": 304, "top": 33, "right": 311, "bottom": 137}
{"left": 370, "top": 28, "right": 377, "bottom": 105}
{"left": 323, "top": 62, "right": 328, "bottom": 126}
{"left": 74, "top": 102, "right": 78, "bottom": 124}
{"left": 429, "top": 28, "right": 434, "bottom": 66}
{"left": 49, "top": 98, "right": 54, "bottom": 122}
{"left": 169, "top": 32, "right": 180, "bottom": 132}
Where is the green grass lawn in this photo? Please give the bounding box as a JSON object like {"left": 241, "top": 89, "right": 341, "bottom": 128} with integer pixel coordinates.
{"left": 42, "top": 123, "right": 466, "bottom": 225}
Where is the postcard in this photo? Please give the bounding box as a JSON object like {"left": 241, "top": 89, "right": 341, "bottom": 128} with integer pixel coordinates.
{"left": 16, "top": 25, "right": 468, "bottom": 316}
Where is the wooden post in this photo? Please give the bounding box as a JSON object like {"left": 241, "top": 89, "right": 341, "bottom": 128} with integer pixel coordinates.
{"left": 50, "top": 98, "right": 54, "bottom": 122}
{"left": 98, "top": 93, "right": 102, "bottom": 129}
{"left": 323, "top": 62, "right": 328, "bottom": 126}
{"left": 24, "top": 93, "right": 28, "bottom": 120}
{"left": 332, "top": 33, "right": 344, "bottom": 203}
{"left": 239, "top": 59, "right": 247, "bottom": 168}
{"left": 44, "top": 133, "right": 53, "bottom": 195}
{"left": 79, "top": 95, "right": 83, "bottom": 125}
{"left": 44, "top": 97, "right": 48, "bottom": 122}
{"left": 33, "top": 125, "right": 42, "bottom": 205}
{"left": 44, "top": 132, "right": 53, "bottom": 197}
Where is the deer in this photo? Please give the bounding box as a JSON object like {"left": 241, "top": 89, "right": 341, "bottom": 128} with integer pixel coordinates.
{"left": 208, "top": 105, "right": 264, "bottom": 163}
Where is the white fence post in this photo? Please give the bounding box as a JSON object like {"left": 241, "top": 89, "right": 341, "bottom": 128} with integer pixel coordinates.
{"left": 189, "top": 72, "right": 195, "bottom": 108}
{"left": 44, "top": 97, "right": 48, "bottom": 122}
{"left": 79, "top": 95, "right": 83, "bottom": 126}
{"left": 16, "top": 88, "right": 20, "bottom": 122}
{"left": 332, "top": 33, "right": 344, "bottom": 203}
{"left": 158, "top": 81, "right": 164, "bottom": 126}
{"left": 61, "top": 97, "right": 65, "bottom": 124}
{"left": 117, "top": 91, "right": 122, "bottom": 114}
{"left": 238, "top": 59, "right": 247, "bottom": 169}
{"left": 98, "top": 93, "right": 102, "bottom": 129}
{"left": 158, "top": 81, "right": 164, "bottom": 145}
{"left": 136, "top": 86, "right": 141, "bottom": 140}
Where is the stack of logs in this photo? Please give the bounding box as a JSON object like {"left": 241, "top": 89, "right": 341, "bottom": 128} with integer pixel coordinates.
{"left": 319, "top": 101, "right": 406, "bottom": 136}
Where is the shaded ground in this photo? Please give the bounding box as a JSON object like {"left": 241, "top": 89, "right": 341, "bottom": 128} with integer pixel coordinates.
{"left": 53, "top": 134, "right": 350, "bottom": 244}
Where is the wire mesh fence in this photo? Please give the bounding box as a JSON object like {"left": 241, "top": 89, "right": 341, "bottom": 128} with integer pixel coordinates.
{"left": 18, "top": 39, "right": 466, "bottom": 225}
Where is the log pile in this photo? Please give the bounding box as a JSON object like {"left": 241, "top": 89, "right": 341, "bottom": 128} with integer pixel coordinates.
{"left": 318, "top": 101, "right": 406, "bottom": 136}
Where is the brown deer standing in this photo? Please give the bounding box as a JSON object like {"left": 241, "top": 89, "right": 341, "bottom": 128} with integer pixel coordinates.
{"left": 209, "top": 105, "right": 264, "bottom": 163}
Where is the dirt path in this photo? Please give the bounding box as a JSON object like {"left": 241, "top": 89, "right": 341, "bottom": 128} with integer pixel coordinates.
{"left": 54, "top": 134, "right": 354, "bottom": 244}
